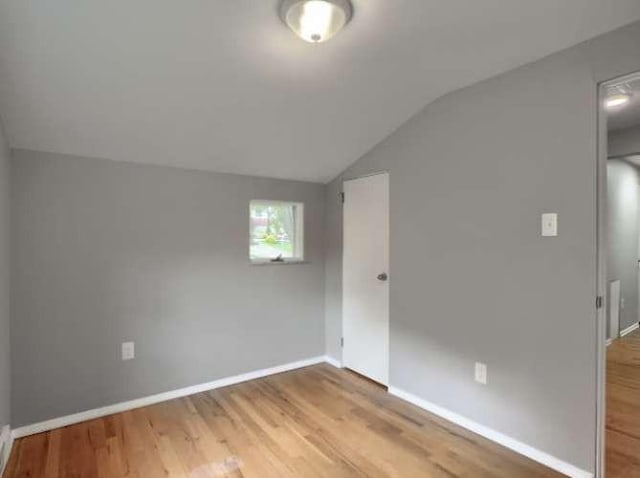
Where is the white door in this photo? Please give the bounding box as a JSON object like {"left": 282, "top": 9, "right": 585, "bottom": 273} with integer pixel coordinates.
{"left": 342, "top": 172, "right": 389, "bottom": 385}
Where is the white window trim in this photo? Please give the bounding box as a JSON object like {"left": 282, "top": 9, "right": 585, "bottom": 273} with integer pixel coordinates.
{"left": 250, "top": 200, "right": 305, "bottom": 265}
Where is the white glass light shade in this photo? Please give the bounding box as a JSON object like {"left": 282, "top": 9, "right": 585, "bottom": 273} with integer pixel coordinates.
{"left": 280, "top": 0, "right": 353, "bottom": 43}
{"left": 605, "top": 93, "right": 631, "bottom": 109}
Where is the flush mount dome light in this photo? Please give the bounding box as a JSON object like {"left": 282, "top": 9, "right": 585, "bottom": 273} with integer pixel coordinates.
{"left": 605, "top": 92, "right": 632, "bottom": 109}
{"left": 280, "top": 0, "right": 353, "bottom": 43}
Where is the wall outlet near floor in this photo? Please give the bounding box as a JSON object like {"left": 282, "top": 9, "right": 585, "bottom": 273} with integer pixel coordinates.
{"left": 122, "top": 342, "right": 135, "bottom": 361}
{"left": 475, "top": 362, "right": 487, "bottom": 385}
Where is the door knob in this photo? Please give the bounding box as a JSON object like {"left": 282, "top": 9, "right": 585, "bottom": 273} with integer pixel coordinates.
{"left": 377, "top": 273, "right": 388, "bottom": 281}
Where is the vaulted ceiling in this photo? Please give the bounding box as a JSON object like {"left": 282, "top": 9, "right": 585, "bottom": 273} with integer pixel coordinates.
{"left": 1, "top": 1, "right": 640, "bottom": 182}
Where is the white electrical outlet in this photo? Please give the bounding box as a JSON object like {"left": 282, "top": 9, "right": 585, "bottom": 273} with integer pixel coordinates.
{"left": 122, "top": 342, "right": 135, "bottom": 361}
{"left": 475, "top": 362, "right": 487, "bottom": 385}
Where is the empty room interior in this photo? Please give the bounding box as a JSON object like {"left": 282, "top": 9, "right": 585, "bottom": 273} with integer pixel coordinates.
{"left": 606, "top": 74, "right": 640, "bottom": 476}
{"left": 2, "top": 2, "right": 640, "bottom": 478}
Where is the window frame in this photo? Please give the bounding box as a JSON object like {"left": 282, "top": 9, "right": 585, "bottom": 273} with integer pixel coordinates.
{"left": 249, "top": 200, "right": 305, "bottom": 265}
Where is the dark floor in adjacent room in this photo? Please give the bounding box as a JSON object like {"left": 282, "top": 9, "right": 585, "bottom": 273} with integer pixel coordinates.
{"left": 607, "top": 327, "right": 640, "bottom": 477}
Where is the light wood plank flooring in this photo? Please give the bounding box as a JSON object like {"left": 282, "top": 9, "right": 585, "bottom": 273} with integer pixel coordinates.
{"left": 607, "top": 327, "right": 640, "bottom": 477}
{"left": 4, "top": 364, "right": 562, "bottom": 477}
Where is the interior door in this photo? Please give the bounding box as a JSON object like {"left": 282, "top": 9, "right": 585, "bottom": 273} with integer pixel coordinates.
{"left": 342, "top": 172, "right": 389, "bottom": 385}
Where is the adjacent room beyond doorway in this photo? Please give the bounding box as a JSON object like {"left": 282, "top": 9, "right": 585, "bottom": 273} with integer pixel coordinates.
{"left": 605, "top": 71, "right": 640, "bottom": 477}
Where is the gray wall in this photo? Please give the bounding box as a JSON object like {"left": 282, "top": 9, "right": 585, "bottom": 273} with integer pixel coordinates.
{"left": 609, "top": 125, "right": 640, "bottom": 157}
{"left": 0, "top": 123, "right": 10, "bottom": 430}
{"left": 11, "top": 150, "right": 325, "bottom": 427}
{"left": 325, "top": 20, "right": 640, "bottom": 473}
{"left": 606, "top": 159, "right": 640, "bottom": 333}
{"left": 324, "top": 179, "right": 343, "bottom": 361}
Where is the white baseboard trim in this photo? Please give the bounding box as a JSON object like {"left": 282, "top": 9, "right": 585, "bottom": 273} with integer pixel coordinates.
{"left": 606, "top": 338, "right": 613, "bottom": 347}
{"left": 9, "top": 357, "right": 590, "bottom": 478}
{"left": 388, "top": 386, "right": 592, "bottom": 478}
{"left": 12, "top": 355, "right": 328, "bottom": 439}
{"left": 324, "top": 356, "right": 342, "bottom": 368}
{"left": 0, "top": 424, "right": 14, "bottom": 476}
{"left": 621, "top": 322, "right": 639, "bottom": 337}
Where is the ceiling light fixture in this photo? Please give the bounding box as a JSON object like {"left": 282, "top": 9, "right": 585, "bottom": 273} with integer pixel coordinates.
{"left": 280, "top": 0, "right": 353, "bottom": 43}
{"left": 605, "top": 92, "right": 631, "bottom": 109}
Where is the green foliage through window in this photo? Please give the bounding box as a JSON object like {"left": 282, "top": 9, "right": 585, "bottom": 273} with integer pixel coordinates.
{"left": 250, "top": 201, "right": 303, "bottom": 262}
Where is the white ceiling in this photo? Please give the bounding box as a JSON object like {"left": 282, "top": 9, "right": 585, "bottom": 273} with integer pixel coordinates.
{"left": 608, "top": 76, "right": 640, "bottom": 131}
{"left": 1, "top": 1, "right": 640, "bottom": 183}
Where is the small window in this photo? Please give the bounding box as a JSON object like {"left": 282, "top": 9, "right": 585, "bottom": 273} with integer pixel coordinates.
{"left": 250, "top": 201, "right": 304, "bottom": 263}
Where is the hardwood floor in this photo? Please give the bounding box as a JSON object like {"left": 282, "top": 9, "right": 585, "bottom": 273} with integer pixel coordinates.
{"left": 607, "top": 327, "right": 640, "bottom": 477}
{"left": 4, "top": 364, "right": 562, "bottom": 477}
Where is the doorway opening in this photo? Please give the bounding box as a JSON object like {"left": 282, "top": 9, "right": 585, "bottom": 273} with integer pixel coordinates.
{"left": 600, "top": 71, "right": 640, "bottom": 477}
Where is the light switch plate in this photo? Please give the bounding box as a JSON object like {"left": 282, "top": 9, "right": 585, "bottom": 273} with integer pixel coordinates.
{"left": 122, "top": 342, "right": 135, "bottom": 361}
{"left": 475, "top": 362, "right": 487, "bottom": 385}
{"left": 541, "top": 213, "right": 558, "bottom": 237}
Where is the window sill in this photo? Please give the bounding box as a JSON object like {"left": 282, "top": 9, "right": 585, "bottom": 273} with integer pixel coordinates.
{"left": 250, "top": 260, "right": 308, "bottom": 266}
